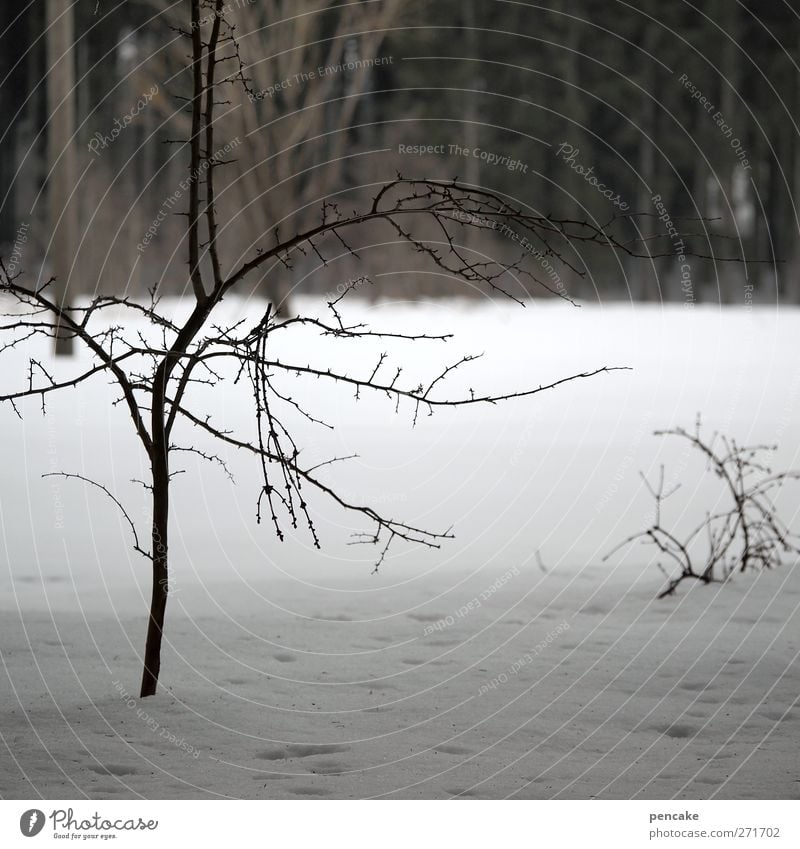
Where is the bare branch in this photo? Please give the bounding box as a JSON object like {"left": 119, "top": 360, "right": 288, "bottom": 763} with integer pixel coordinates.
{"left": 42, "top": 472, "right": 149, "bottom": 559}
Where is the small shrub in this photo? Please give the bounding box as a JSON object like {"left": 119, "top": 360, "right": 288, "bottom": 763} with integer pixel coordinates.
{"left": 605, "top": 418, "right": 800, "bottom": 598}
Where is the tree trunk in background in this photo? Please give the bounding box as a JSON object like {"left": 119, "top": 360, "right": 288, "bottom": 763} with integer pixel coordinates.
{"left": 716, "top": 0, "right": 741, "bottom": 304}
{"left": 46, "top": 0, "right": 76, "bottom": 354}
{"left": 263, "top": 275, "right": 293, "bottom": 317}
{"left": 690, "top": 88, "right": 709, "bottom": 304}
{"left": 751, "top": 130, "right": 772, "bottom": 298}
{"left": 767, "top": 125, "right": 788, "bottom": 301}
{"left": 0, "top": 4, "right": 20, "bottom": 242}
{"left": 462, "top": 3, "right": 481, "bottom": 254}
{"left": 555, "top": 0, "right": 588, "bottom": 298}
{"left": 633, "top": 27, "right": 660, "bottom": 302}
{"left": 788, "top": 66, "right": 800, "bottom": 304}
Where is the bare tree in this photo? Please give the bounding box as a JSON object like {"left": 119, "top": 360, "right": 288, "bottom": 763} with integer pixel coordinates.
{"left": 1, "top": 1, "right": 710, "bottom": 697}
{"left": 604, "top": 419, "right": 800, "bottom": 598}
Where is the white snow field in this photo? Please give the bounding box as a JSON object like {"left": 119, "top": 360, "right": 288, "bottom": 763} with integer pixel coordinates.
{"left": 1, "top": 296, "right": 799, "bottom": 799}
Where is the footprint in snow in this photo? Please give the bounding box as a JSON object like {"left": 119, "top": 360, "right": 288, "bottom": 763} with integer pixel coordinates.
{"left": 655, "top": 723, "right": 696, "bottom": 739}
{"left": 291, "top": 787, "right": 332, "bottom": 797}
{"left": 310, "top": 760, "right": 349, "bottom": 775}
{"left": 88, "top": 764, "right": 139, "bottom": 776}
{"left": 678, "top": 680, "right": 709, "bottom": 692}
{"left": 257, "top": 743, "right": 350, "bottom": 760}
{"left": 435, "top": 744, "right": 472, "bottom": 755}
{"left": 406, "top": 612, "right": 448, "bottom": 623}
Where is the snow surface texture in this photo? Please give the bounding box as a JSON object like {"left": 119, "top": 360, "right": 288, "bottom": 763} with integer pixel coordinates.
{"left": 1, "top": 298, "right": 799, "bottom": 799}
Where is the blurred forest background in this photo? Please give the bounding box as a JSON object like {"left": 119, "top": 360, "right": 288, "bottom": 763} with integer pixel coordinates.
{"left": 2, "top": 0, "right": 799, "bottom": 307}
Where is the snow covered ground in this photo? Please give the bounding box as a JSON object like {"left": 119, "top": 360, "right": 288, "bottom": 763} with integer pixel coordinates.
{"left": 1, "top": 297, "right": 799, "bottom": 798}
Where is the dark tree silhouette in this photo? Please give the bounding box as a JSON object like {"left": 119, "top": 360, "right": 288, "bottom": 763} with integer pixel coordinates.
{"left": 604, "top": 419, "right": 800, "bottom": 598}
{"left": 0, "top": 1, "right": 728, "bottom": 696}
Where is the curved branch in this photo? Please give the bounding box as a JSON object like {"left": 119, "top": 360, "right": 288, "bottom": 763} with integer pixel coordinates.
{"left": 42, "top": 472, "right": 149, "bottom": 559}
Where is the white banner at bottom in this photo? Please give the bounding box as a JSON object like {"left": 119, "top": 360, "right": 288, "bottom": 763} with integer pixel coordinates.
{"left": 1, "top": 800, "right": 797, "bottom": 848}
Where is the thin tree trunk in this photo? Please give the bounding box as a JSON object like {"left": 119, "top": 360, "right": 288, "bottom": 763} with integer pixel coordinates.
{"left": 140, "top": 427, "right": 169, "bottom": 697}
{"left": 138, "top": 301, "right": 210, "bottom": 697}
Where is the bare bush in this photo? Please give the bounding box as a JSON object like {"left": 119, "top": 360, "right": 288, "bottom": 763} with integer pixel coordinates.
{"left": 605, "top": 418, "right": 800, "bottom": 598}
